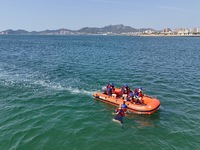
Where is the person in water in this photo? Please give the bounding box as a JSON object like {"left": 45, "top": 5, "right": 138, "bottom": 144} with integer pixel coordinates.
{"left": 106, "top": 82, "right": 116, "bottom": 97}
{"left": 120, "top": 100, "right": 128, "bottom": 113}
{"left": 121, "top": 83, "right": 131, "bottom": 99}
{"left": 113, "top": 106, "right": 125, "bottom": 124}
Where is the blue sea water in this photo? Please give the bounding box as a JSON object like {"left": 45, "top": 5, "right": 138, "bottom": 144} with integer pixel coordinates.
{"left": 0, "top": 35, "right": 200, "bottom": 150}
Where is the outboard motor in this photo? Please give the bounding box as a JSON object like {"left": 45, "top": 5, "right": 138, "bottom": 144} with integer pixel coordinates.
{"left": 102, "top": 86, "right": 107, "bottom": 94}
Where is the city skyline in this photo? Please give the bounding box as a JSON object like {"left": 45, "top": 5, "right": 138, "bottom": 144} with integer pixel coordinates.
{"left": 0, "top": 0, "right": 200, "bottom": 31}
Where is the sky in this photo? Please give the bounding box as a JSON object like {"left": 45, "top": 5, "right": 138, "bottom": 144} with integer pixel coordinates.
{"left": 0, "top": 0, "right": 200, "bottom": 31}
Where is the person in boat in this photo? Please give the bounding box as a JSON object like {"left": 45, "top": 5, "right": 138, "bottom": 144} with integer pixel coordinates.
{"left": 113, "top": 106, "right": 125, "bottom": 124}
{"left": 126, "top": 92, "right": 137, "bottom": 104}
{"left": 133, "top": 87, "right": 144, "bottom": 104}
{"left": 121, "top": 83, "right": 131, "bottom": 99}
{"left": 106, "top": 82, "right": 116, "bottom": 97}
{"left": 138, "top": 87, "right": 144, "bottom": 103}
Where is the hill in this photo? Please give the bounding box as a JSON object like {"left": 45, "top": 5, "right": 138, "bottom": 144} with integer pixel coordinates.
{"left": 0, "top": 24, "right": 155, "bottom": 35}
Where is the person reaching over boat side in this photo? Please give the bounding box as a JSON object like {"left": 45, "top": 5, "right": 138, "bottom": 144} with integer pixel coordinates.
{"left": 106, "top": 82, "right": 116, "bottom": 97}
{"left": 112, "top": 106, "right": 125, "bottom": 124}
{"left": 121, "top": 83, "right": 131, "bottom": 99}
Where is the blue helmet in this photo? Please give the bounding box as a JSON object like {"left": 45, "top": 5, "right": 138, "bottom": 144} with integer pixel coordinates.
{"left": 124, "top": 84, "right": 128, "bottom": 87}
{"left": 110, "top": 82, "right": 114, "bottom": 87}
{"left": 138, "top": 86, "right": 142, "bottom": 91}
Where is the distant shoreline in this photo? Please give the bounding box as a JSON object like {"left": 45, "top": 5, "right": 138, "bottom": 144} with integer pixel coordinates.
{"left": 1, "top": 34, "right": 200, "bottom": 37}
{"left": 139, "top": 34, "right": 200, "bottom": 37}
{"left": 1, "top": 24, "right": 200, "bottom": 36}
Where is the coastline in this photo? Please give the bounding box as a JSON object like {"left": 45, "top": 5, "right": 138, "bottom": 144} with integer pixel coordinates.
{"left": 139, "top": 34, "right": 200, "bottom": 37}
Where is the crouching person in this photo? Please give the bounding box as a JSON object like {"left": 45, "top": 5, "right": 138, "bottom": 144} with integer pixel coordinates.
{"left": 106, "top": 82, "right": 116, "bottom": 98}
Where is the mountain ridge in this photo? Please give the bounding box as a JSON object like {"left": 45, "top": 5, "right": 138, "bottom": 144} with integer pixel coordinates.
{"left": 0, "top": 24, "right": 155, "bottom": 35}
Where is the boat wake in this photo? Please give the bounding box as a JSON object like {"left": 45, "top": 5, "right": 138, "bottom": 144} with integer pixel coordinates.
{"left": 0, "top": 66, "right": 94, "bottom": 96}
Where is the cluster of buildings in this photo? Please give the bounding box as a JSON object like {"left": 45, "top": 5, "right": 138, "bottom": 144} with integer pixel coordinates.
{"left": 143, "top": 27, "right": 200, "bottom": 36}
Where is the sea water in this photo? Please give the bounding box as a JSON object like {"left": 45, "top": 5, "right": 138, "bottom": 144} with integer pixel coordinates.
{"left": 0, "top": 35, "right": 200, "bottom": 149}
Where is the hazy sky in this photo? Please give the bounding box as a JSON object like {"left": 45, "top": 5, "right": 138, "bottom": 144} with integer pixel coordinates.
{"left": 0, "top": 0, "right": 199, "bottom": 31}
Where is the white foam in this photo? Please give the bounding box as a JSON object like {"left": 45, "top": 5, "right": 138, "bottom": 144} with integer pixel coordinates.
{"left": 66, "top": 86, "right": 94, "bottom": 96}
{"left": 33, "top": 80, "right": 66, "bottom": 90}
{"left": 0, "top": 66, "right": 94, "bottom": 96}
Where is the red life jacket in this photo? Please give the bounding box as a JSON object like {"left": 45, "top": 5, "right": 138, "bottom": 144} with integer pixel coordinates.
{"left": 134, "top": 88, "right": 139, "bottom": 93}
{"left": 106, "top": 84, "right": 111, "bottom": 89}
{"left": 138, "top": 91, "right": 143, "bottom": 98}
{"left": 121, "top": 107, "right": 127, "bottom": 112}
{"left": 116, "top": 108, "right": 124, "bottom": 116}
{"left": 132, "top": 88, "right": 140, "bottom": 97}
{"left": 106, "top": 84, "right": 115, "bottom": 95}
{"left": 121, "top": 86, "right": 130, "bottom": 95}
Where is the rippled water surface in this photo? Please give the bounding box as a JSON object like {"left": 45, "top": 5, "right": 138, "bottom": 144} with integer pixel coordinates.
{"left": 0, "top": 35, "right": 200, "bottom": 149}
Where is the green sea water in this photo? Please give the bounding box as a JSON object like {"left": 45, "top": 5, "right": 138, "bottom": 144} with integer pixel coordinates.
{"left": 0, "top": 35, "right": 200, "bottom": 150}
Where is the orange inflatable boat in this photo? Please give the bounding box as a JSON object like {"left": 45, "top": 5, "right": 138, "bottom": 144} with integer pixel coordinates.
{"left": 93, "top": 88, "right": 160, "bottom": 115}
